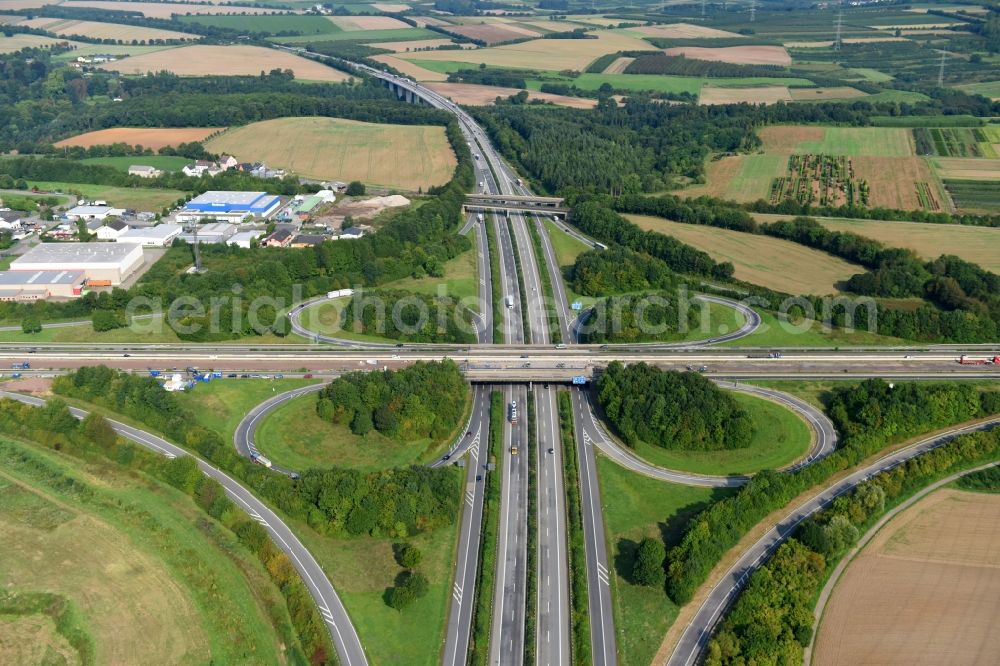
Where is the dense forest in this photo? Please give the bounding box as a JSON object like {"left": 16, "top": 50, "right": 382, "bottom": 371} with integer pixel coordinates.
{"left": 596, "top": 362, "right": 753, "bottom": 451}
{"left": 338, "top": 290, "right": 477, "bottom": 344}
{"left": 567, "top": 246, "right": 687, "bottom": 296}
{"left": 52, "top": 366, "right": 462, "bottom": 538}
{"left": 316, "top": 360, "right": 469, "bottom": 441}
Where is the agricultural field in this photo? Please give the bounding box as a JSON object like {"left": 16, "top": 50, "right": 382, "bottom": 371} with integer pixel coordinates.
{"left": 16, "top": 17, "right": 197, "bottom": 41}
{"left": 55, "top": 127, "right": 223, "bottom": 150}
{"left": 603, "top": 56, "right": 634, "bottom": 74}
{"left": 371, "top": 38, "right": 458, "bottom": 52}
{"left": 328, "top": 15, "right": 411, "bottom": 31}
{"left": 931, "top": 157, "right": 1000, "bottom": 180}
{"left": 625, "top": 214, "right": 862, "bottom": 295}
{"left": 598, "top": 458, "right": 731, "bottom": 666}
{"left": 623, "top": 391, "right": 813, "bottom": 476}
{"left": 0, "top": 437, "right": 293, "bottom": 665}
{"left": 205, "top": 116, "right": 456, "bottom": 190}
{"left": 100, "top": 45, "right": 349, "bottom": 81}
{"left": 681, "top": 154, "right": 787, "bottom": 202}
{"left": 177, "top": 13, "right": 338, "bottom": 35}
{"left": 397, "top": 29, "right": 652, "bottom": 72}
{"left": 80, "top": 155, "right": 191, "bottom": 172}
{"left": 663, "top": 45, "right": 792, "bottom": 66}
{"left": 629, "top": 23, "right": 742, "bottom": 39}
{"left": 58, "top": 0, "right": 287, "bottom": 17}
{"left": 794, "top": 215, "right": 1000, "bottom": 271}
{"left": 426, "top": 81, "right": 596, "bottom": 109}
{"left": 0, "top": 33, "right": 69, "bottom": 52}
{"left": 788, "top": 86, "right": 867, "bottom": 101}
{"left": 758, "top": 126, "right": 915, "bottom": 157}
{"left": 440, "top": 22, "right": 541, "bottom": 45}
{"left": 814, "top": 489, "right": 1000, "bottom": 665}
{"left": 26, "top": 181, "right": 187, "bottom": 211}
{"left": 277, "top": 26, "right": 437, "bottom": 44}
{"left": 371, "top": 55, "right": 448, "bottom": 81}
{"left": 943, "top": 180, "right": 1000, "bottom": 215}
{"left": 698, "top": 85, "right": 792, "bottom": 105}
{"left": 959, "top": 80, "right": 1000, "bottom": 100}
{"left": 769, "top": 154, "right": 871, "bottom": 208}
{"left": 914, "top": 126, "right": 999, "bottom": 157}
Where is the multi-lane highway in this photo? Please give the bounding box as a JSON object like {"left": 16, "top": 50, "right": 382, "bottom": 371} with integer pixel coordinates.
{"left": 0, "top": 390, "right": 368, "bottom": 666}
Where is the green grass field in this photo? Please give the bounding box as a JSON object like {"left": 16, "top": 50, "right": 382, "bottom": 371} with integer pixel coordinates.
{"left": 27, "top": 181, "right": 187, "bottom": 211}
{"left": 0, "top": 436, "right": 294, "bottom": 665}
{"left": 849, "top": 67, "right": 894, "bottom": 82}
{"left": 723, "top": 154, "right": 787, "bottom": 200}
{"left": 792, "top": 127, "right": 914, "bottom": 156}
{"left": 598, "top": 457, "right": 735, "bottom": 666}
{"left": 178, "top": 13, "right": 340, "bottom": 35}
{"left": 254, "top": 388, "right": 470, "bottom": 471}
{"left": 295, "top": 502, "right": 461, "bottom": 666}
{"left": 174, "top": 378, "right": 316, "bottom": 443}
{"left": 623, "top": 391, "right": 812, "bottom": 476}
{"left": 277, "top": 27, "right": 438, "bottom": 44}
{"left": 959, "top": 80, "right": 1000, "bottom": 100}
{"left": 544, "top": 218, "right": 591, "bottom": 268}
{"left": 80, "top": 155, "right": 190, "bottom": 172}
{"left": 382, "top": 246, "right": 479, "bottom": 306}
{"left": 723, "top": 308, "right": 912, "bottom": 347}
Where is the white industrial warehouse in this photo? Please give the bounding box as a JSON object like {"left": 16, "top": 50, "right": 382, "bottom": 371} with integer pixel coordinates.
{"left": 10, "top": 243, "right": 144, "bottom": 286}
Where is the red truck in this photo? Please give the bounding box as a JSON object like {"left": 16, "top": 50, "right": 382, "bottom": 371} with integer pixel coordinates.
{"left": 958, "top": 355, "right": 1000, "bottom": 365}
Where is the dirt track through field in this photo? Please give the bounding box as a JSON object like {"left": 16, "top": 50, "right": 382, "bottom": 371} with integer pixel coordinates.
{"left": 813, "top": 489, "right": 1000, "bottom": 666}
{"left": 603, "top": 56, "right": 634, "bottom": 74}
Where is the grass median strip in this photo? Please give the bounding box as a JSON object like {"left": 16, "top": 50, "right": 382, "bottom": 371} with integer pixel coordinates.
{"left": 507, "top": 217, "right": 532, "bottom": 343}
{"left": 558, "top": 391, "right": 591, "bottom": 664}
{"left": 469, "top": 391, "right": 503, "bottom": 665}
{"left": 527, "top": 215, "right": 563, "bottom": 344}
{"left": 486, "top": 214, "right": 504, "bottom": 343}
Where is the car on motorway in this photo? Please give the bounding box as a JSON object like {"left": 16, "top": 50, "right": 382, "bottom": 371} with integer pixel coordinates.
{"left": 476, "top": 474, "right": 482, "bottom": 481}
{"left": 548, "top": 448, "right": 554, "bottom": 454}
{"left": 511, "top": 446, "right": 518, "bottom": 455}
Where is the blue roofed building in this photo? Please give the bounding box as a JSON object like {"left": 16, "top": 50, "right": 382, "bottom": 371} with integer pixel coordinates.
{"left": 174, "top": 191, "right": 283, "bottom": 224}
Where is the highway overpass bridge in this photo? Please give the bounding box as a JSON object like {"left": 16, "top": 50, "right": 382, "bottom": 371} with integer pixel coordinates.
{"left": 463, "top": 193, "right": 568, "bottom": 215}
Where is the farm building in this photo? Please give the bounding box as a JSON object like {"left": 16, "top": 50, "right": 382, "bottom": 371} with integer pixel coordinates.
{"left": 0, "top": 270, "right": 85, "bottom": 300}
{"left": 128, "top": 165, "right": 162, "bottom": 178}
{"left": 10, "top": 243, "right": 144, "bottom": 285}
{"left": 175, "top": 191, "right": 282, "bottom": 224}
{"left": 96, "top": 219, "right": 130, "bottom": 241}
{"left": 290, "top": 195, "right": 325, "bottom": 221}
{"left": 337, "top": 226, "right": 365, "bottom": 240}
{"left": 227, "top": 229, "right": 266, "bottom": 248}
{"left": 117, "top": 224, "right": 182, "bottom": 247}
{"left": 65, "top": 205, "right": 125, "bottom": 222}
{"left": 177, "top": 222, "right": 236, "bottom": 244}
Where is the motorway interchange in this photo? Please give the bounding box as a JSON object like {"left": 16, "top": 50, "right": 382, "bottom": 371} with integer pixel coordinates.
{"left": 4, "top": 58, "right": 999, "bottom": 666}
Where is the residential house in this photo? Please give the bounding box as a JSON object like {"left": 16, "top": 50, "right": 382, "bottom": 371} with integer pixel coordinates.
{"left": 182, "top": 160, "right": 222, "bottom": 177}
{"left": 337, "top": 226, "right": 365, "bottom": 240}
{"left": 95, "top": 219, "right": 130, "bottom": 241}
{"left": 0, "top": 210, "right": 23, "bottom": 231}
{"left": 218, "top": 155, "right": 238, "bottom": 171}
{"left": 290, "top": 234, "right": 327, "bottom": 248}
{"left": 262, "top": 228, "right": 293, "bottom": 248}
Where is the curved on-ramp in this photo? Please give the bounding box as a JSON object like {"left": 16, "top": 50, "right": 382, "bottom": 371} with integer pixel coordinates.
{"left": 574, "top": 381, "right": 838, "bottom": 489}
{"left": 0, "top": 390, "right": 369, "bottom": 666}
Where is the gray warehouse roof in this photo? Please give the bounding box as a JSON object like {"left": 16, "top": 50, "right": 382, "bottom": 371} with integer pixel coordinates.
{"left": 13, "top": 242, "right": 142, "bottom": 264}
{"left": 0, "top": 270, "right": 84, "bottom": 286}
{"left": 188, "top": 191, "right": 268, "bottom": 205}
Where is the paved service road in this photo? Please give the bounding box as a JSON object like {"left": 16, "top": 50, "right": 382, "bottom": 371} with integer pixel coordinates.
{"left": 667, "top": 417, "right": 1000, "bottom": 666}
{"left": 0, "top": 390, "right": 368, "bottom": 666}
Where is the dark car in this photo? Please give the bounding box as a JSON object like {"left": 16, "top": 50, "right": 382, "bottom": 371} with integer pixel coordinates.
{"left": 476, "top": 475, "right": 482, "bottom": 481}
{"left": 123, "top": 353, "right": 131, "bottom": 357}
{"left": 466, "top": 430, "right": 473, "bottom": 437}
{"left": 227, "top": 373, "right": 237, "bottom": 378}
{"left": 395, "top": 343, "right": 404, "bottom": 348}
{"left": 443, "top": 453, "right": 451, "bottom": 461}
{"left": 548, "top": 448, "right": 554, "bottom": 454}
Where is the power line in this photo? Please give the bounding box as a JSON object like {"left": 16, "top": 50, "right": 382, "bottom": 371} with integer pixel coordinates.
{"left": 938, "top": 47, "right": 948, "bottom": 86}
{"left": 750, "top": 0, "right": 756, "bottom": 22}
{"left": 834, "top": 4, "right": 844, "bottom": 51}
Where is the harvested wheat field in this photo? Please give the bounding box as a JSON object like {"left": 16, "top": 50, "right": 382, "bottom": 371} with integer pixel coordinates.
{"left": 426, "top": 82, "right": 596, "bottom": 109}
{"left": 55, "top": 127, "right": 222, "bottom": 150}
{"left": 443, "top": 23, "right": 540, "bottom": 44}
{"left": 625, "top": 214, "right": 859, "bottom": 294}
{"left": 932, "top": 157, "right": 1000, "bottom": 180}
{"left": 61, "top": 0, "right": 286, "bottom": 17}
{"left": 206, "top": 116, "right": 456, "bottom": 190}
{"left": 665, "top": 45, "right": 792, "bottom": 66}
{"left": 400, "top": 30, "right": 651, "bottom": 72}
{"left": 372, "top": 54, "right": 448, "bottom": 80}
{"left": 633, "top": 23, "right": 741, "bottom": 39}
{"left": 370, "top": 38, "right": 460, "bottom": 53}
{"left": 814, "top": 489, "right": 1000, "bottom": 666}
{"left": 0, "top": 33, "right": 68, "bottom": 52}
{"left": 0, "top": 0, "right": 50, "bottom": 9}
{"left": 699, "top": 86, "right": 792, "bottom": 105}
{"left": 789, "top": 86, "right": 866, "bottom": 100}
{"left": 18, "top": 17, "right": 197, "bottom": 41}
{"left": 328, "top": 15, "right": 409, "bottom": 31}
{"left": 852, "top": 156, "right": 943, "bottom": 209}
{"left": 101, "top": 45, "right": 348, "bottom": 81}
{"left": 603, "top": 56, "right": 634, "bottom": 74}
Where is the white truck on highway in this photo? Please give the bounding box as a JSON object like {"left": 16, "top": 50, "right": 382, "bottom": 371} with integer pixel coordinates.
{"left": 251, "top": 452, "right": 272, "bottom": 468}
{"left": 505, "top": 295, "right": 514, "bottom": 309}
{"left": 327, "top": 288, "right": 354, "bottom": 299}
{"left": 477, "top": 213, "right": 484, "bottom": 223}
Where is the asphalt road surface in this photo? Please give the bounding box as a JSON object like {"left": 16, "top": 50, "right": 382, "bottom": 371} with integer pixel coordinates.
{"left": 0, "top": 390, "right": 368, "bottom": 666}
{"left": 667, "top": 417, "right": 1000, "bottom": 666}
